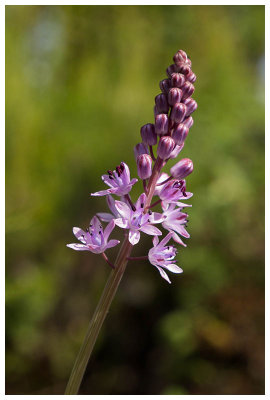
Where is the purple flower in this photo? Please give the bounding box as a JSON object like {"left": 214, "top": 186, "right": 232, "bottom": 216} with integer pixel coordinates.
{"left": 91, "top": 162, "right": 138, "bottom": 197}
{"left": 159, "top": 179, "right": 193, "bottom": 204}
{"left": 148, "top": 233, "right": 183, "bottom": 284}
{"left": 67, "top": 216, "right": 120, "bottom": 254}
{"left": 114, "top": 193, "right": 162, "bottom": 245}
{"left": 151, "top": 203, "right": 190, "bottom": 246}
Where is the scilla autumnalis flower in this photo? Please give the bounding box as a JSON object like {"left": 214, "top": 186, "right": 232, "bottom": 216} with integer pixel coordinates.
{"left": 65, "top": 49, "right": 197, "bottom": 395}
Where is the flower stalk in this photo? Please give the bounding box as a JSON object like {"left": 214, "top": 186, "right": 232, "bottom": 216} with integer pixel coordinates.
{"left": 65, "top": 48, "right": 197, "bottom": 394}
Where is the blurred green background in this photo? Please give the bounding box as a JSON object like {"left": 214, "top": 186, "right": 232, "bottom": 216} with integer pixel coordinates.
{"left": 5, "top": 5, "right": 265, "bottom": 395}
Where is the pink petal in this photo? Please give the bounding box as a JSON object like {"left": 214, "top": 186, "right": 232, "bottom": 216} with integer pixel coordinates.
{"left": 96, "top": 212, "right": 114, "bottom": 222}
{"left": 107, "top": 195, "right": 118, "bottom": 215}
{"left": 91, "top": 188, "right": 118, "bottom": 196}
{"left": 128, "top": 230, "right": 140, "bottom": 245}
{"left": 156, "top": 266, "right": 171, "bottom": 283}
{"left": 73, "top": 227, "right": 86, "bottom": 242}
{"left": 103, "top": 219, "right": 115, "bottom": 242}
{"left": 140, "top": 224, "right": 162, "bottom": 236}
{"left": 90, "top": 215, "right": 101, "bottom": 232}
{"left": 66, "top": 243, "right": 89, "bottom": 251}
{"left": 129, "top": 178, "right": 138, "bottom": 186}
{"left": 167, "top": 223, "right": 190, "bottom": 238}
{"left": 106, "top": 239, "right": 120, "bottom": 249}
{"left": 179, "top": 192, "right": 193, "bottom": 200}
{"left": 171, "top": 231, "right": 187, "bottom": 247}
{"left": 175, "top": 201, "right": 192, "bottom": 208}
{"left": 101, "top": 174, "right": 117, "bottom": 188}
{"left": 163, "top": 263, "right": 183, "bottom": 273}
{"left": 121, "top": 162, "right": 131, "bottom": 183}
{"left": 159, "top": 232, "right": 174, "bottom": 247}
{"left": 135, "top": 193, "right": 147, "bottom": 210}
{"left": 114, "top": 218, "right": 129, "bottom": 229}
{"left": 153, "top": 236, "right": 159, "bottom": 247}
{"left": 114, "top": 200, "right": 132, "bottom": 219}
{"left": 149, "top": 212, "right": 164, "bottom": 224}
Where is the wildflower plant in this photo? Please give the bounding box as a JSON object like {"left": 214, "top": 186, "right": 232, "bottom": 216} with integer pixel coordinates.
{"left": 65, "top": 49, "right": 197, "bottom": 394}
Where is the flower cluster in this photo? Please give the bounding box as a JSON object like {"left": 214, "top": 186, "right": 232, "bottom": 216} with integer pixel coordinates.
{"left": 67, "top": 49, "right": 197, "bottom": 283}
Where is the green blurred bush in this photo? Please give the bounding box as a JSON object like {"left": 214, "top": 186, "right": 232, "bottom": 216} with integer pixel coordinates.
{"left": 6, "top": 5, "right": 264, "bottom": 394}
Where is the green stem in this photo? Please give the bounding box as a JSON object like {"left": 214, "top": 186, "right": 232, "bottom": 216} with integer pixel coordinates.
{"left": 65, "top": 237, "right": 133, "bottom": 395}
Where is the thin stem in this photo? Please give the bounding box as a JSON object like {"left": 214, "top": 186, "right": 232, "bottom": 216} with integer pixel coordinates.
{"left": 65, "top": 237, "right": 133, "bottom": 395}
{"left": 102, "top": 252, "right": 116, "bottom": 269}
{"left": 127, "top": 256, "right": 148, "bottom": 261}
{"left": 125, "top": 194, "right": 136, "bottom": 211}
{"left": 143, "top": 179, "right": 147, "bottom": 192}
{"left": 149, "top": 145, "right": 156, "bottom": 161}
{"left": 147, "top": 198, "right": 162, "bottom": 209}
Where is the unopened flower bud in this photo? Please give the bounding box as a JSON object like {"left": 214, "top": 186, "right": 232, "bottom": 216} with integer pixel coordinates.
{"left": 159, "top": 79, "right": 171, "bottom": 93}
{"left": 136, "top": 154, "right": 152, "bottom": 179}
{"left": 186, "top": 71, "right": 196, "bottom": 83}
{"left": 170, "top": 158, "right": 193, "bottom": 179}
{"left": 154, "top": 105, "right": 160, "bottom": 117}
{"left": 183, "top": 98, "right": 197, "bottom": 116}
{"left": 170, "top": 72, "right": 185, "bottom": 88}
{"left": 155, "top": 93, "right": 169, "bottom": 114}
{"left": 172, "top": 123, "right": 189, "bottom": 145}
{"left": 182, "top": 116, "right": 194, "bottom": 129}
{"left": 166, "top": 64, "right": 178, "bottom": 77}
{"left": 176, "top": 63, "right": 191, "bottom": 75}
{"left": 134, "top": 142, "right": 149, "bottom": 158}
{"left": 168, "top": 87, "right": 183, "bottom": 106}
{"left": 157, "top": 136, "right": 175, "bottom": 160}
{"left": 140, "top": 123, "right": 157, "bottom": 146}
{"left": 169, "top": 143, "right": 184, "bottom": 159}
{"left": 170, "top": 102, "right": 187, "bottom": 123}
{"left": 155, "top": 113, "right": 168, "bottom": 135}
{"left": 181, "top": 81, "right": 195, "bottom": 100}
{"left": 173, "top": 49, "right": 188, "bottom": 64}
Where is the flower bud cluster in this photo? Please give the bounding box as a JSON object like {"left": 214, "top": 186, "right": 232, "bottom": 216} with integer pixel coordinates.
{"left": 135, "top": 48, "right": 197, "bottom": 180}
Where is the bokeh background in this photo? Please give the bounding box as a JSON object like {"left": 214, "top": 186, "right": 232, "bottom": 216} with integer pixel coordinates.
{"left": 5, "top": 5, "right": 265, "bottom": 395}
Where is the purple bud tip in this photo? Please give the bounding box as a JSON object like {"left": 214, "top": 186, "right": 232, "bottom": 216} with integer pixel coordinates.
{"left": 169, "top": 143, "right": 185, "bottom": 159}
{"left": 140, "top": 123, "right": 157, "bottom": 146}
{"left": 166, "top": 64, "right": 178, "bottom": 77}
{"left": 183, "top": 98, "right": 198, "bottom": 116}
{"left": 134, "top": 142, "right": 149, "bottom": 158}
{"left": 170, "top": 72, "right": 185, "bottom": 88}
{"left": 157, "top": 136, "right": 175, "bottom": 160}
{"left": 181, "top": 81, "right": 195, "bottom": 100}
{"left": 136, "top": 154, "right": 152, "bottom": 179}
{"left": 170, "top": 158, "right": 193, "bottom": 179}
{"left": 186, "top": 71, "right": 196, "bottom": 83}
{"left": 155, "top": 93, "right": 169, "bottom": 114}
{"left": 173, "top": 50, "right": 188, "bottom": 64}
{"left": 171, "top": 123, "right": 189, "bottom": 145}
{"left": 159, "top": 79, "right": 171, "bottom": 93}
{"left": 176, "top": 63, "right": 191, "bottom": 76}
{"left": 182, "top": 116, "right": 194, "bottom": 129}
{"left": 170, "top": 102, "right": 187, "bottom": 124}
{"left": 155, "top": 113, "right": 169, "bottom": 136}
{"left": 168, "top": 87, "right": 183, "bottom": 106}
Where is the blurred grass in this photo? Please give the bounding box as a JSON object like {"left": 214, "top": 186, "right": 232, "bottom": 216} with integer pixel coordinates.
{"left": 5, "top": 5, "right": 264, "bottom": 395}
